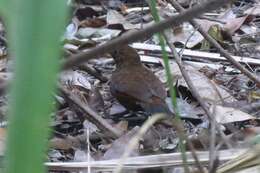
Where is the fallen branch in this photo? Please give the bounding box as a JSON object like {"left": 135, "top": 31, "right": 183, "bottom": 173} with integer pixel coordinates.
{"left": 132, "top": 43, "right": 260, "bottom": 66}
{"left": 77, "top": 64, "right": 108, "bottom": 82}
{"left": 62, "top": 0, "right": 231, "bottom": 70}
{"left": 59, "top": 86, "right": 123, "bottom": 139}
{"left": 45, "top": 148, "right": 247, "bottom": 171}
{"left": 168, "top": 0, "right": 260, "bottom": 87}
{"left": 162, "top": 34, "right": 232, "bottom": 148}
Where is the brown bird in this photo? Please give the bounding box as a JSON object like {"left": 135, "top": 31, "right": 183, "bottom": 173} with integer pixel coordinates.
{"left": 110, "top": 45, "right": 173, "bottom": 116}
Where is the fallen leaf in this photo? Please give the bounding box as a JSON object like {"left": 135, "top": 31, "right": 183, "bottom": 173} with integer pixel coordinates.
{"left": 75, "top": 7, "right": 99, "bottom": 21}
{"left": 77, "top": 27, "right": 121, "bottom": 42}
{"left": 103, "top": 126, "right": 140, "bottom": 160}
{"left": 163, "top": 20, "right": 219, "bottom": 48}
{"left": 244, "top": 3, "right": 260, "bottom": 16}
{"left": 107, "top": 10, "right": 137, "bottom": 30}
{"left": 74, "top": 149, "right": 94, "bottom": 162}
{"left": 223, "top": 16, "right": 249, "bottom": 35}
{"left": 60, "top": 70, "right": 91, "bottom": 90}
{"left": 159, "top": 60, "right": 236, "bottom": 103}
{"left": 213, "top": 105, "right": 256, "bottom": 124}
{"left": 79, "top": 18, "right": 106, "bottom": 28}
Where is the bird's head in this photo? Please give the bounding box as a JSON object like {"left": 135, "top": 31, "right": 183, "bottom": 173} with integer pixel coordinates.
{"left": 110, "top": 45, "right": 141, "bottom": 67}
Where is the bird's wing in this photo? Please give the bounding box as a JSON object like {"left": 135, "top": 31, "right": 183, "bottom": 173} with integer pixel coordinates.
{"left": 111, "top": 74, "right": 151, "bottom": 102}
{"left": 142, "top": 67, "right": 167, "bottom": 99}
{"left": 111, "top": 68, "right": 166, "bottom": 103}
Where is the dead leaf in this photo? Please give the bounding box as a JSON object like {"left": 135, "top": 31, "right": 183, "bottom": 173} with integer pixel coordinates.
{"left": 74, "top": 149, "right": 94, "bottom": 161}
{"left": 141, "top": 126, "right": 161, "bottom": 151}
{"left": 79, "top": 18, "right": 106, "bottom": 28}
{"left": 165, "top": 97, "right": 201, "bottom": 119}
{"left": 49, "top": 137, "right": 76, "bottom": 150}
{"left": 213, "top": 105, "right": 256, "bottom": 124}
{"left": 244, "top": 3, "right": 260, "bottom": 16}
{"left": 106, "top": 10, "right": 137, "bottom": 30}
{"left": 60, "top": 70, "right": 91, "bottom": 90}
{"left": 103, "top": 126, "right": 140, "bottom": 160}
{"left": 160, "top": 60, "right": 236, "bottom": 103}
{"left": 115, "top": 120, "right": 128, "bottom": 132}
{"left": 109, "top": 103, "right": 127, "bottom": 115}
{"left": 75, "top": 7, "right": 99, "bottom": 21}
{"left": 64, "top": 18, "right": 79, "bottom": 39}
{"left": 77, "top": 27, "right": 121, "bottom": 41}
{"left": 164, "top": 20, "right": 219, "bottom": 48}
{"left": 49, "top": 135, "right": 84, "bottom": 150}
{"left": 83, "top": 120, "right": 98, "bottom": 134}
{"left": 201, "top": 24, "right": 223, "bottom": 50}
{"left": 223, "top": 16, "right": 249, "bottom": 35}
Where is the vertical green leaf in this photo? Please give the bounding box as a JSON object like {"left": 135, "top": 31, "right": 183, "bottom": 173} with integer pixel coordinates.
{"left": 148, "top": 1, "right": 189, "bottom": 172}
{"left": 4, "top": 0, "right": 67, "bottom": 173}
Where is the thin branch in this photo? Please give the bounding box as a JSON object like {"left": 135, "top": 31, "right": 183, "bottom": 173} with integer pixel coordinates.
{"left": 77, "top": 64, "right": 108, "bottom": 82}
{"left": 169, "top": 0, "right": 260, "bottom": 87}
{"left": 0, "top": 0, "right": 231, "bottom": 95}
{"left": 198, "top": 16, "right": 226, "bottom": 24}
{"left": 59, "top": 86, "right": 123, "bottom": 139}
{"left": 45, "top": 148, "right": 248, "bottom": 171}
{"left": 114, "top": 114, "right": 166, "bottom": 173}
{"left": 162, "top": 34, "right": 232, "bottom": 148}
{"left": 171, "top": 117, "right": 206, "bottom": 173}
{"left": 62, "top": 0, "right": 231, "bottom": 70}
{"left": 209, "top": 104, "right": 218, "bottom": 173}
{"left": 147, "top": 1, "right": 190, "bottom": 172}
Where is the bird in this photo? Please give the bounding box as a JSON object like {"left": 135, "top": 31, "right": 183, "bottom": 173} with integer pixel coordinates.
{"left": 109, "top": 45, "right": 173, "bottom": 116}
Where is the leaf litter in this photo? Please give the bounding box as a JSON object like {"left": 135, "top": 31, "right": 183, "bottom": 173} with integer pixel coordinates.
{"left": 1, "top": 0, "right": 260, "bottom": 172}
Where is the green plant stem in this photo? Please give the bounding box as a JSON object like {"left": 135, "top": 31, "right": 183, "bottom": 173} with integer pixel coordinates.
{"left": 148, "top": 1, "right": 189, "bottom": 173}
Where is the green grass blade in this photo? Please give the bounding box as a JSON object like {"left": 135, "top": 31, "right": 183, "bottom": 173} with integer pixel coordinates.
{"left": 4, "top": 0, "right": 67, "bottom": 173}
{"left": 148, "top": 1, "right": 189, "bottom": 173}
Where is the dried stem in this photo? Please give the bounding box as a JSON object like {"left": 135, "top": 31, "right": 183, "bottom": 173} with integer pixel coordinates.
{"left": 62, "top": 0, "right": 231, "bottom": 70}
{"left": 59, "top": 86, "right": 123, "bottom": 139}
{"left": 162, "top": 32, "right": 232, "bottom": 149}
{"left": 169, "top": 0, "right": 260, "bottom": 87}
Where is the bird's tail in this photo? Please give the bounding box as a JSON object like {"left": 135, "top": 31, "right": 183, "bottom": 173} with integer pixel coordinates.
{"left": 141, "top": 97, "right": 174, "bottom": 117}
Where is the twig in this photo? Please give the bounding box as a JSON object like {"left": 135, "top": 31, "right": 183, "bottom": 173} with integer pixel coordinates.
{"left": 172, "top": 117, "right": 206, "bottom": 173}
{"left": 59, "top": 86, "right": 123, "bottom": 139}
{"left": 45, "top": 148, "right": 248, "bottom": 171}
{"left": 77, "top": 64, "right": 108, "bottom": 82}
{"left": 217, "top": 144, "right": 260, "bottom": 173}
{"left": 132, "top": 43, "right": 260, "bottom": 66}
{"left": 147, "top": 1, "right": 190, "bottom": 172}
{"left": 0, "top": 0, "right": 232, "bottom": 95}
{"left": 113, "top": 114, "right": 166, "bottom": 173}
{"left": 209, "top": 104, "right": 217, "bottom": 173}
{"left": 160, "top": 29, "right": 207, "bottom": 172}
{"left": 62, "top": 0, "right": 231, "bottom": 70}
{"left": 198, "top": 16, "right": 226, "bottom": 24}
{"left": 169, "top": 0, "right": 260, "bottom": 87}
{"left": 162, "top": 34, "right": 232, "bottom": 148}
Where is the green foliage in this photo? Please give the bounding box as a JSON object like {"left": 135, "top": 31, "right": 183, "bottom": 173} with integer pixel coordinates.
{"left": 201, "top": 25, "right": 223, "bottom": 50}
{"left": 3, "top": 0, "right": 67, "bottom": 173}
{"left": 148, "top": 0, "right": 178, "bottom": 110}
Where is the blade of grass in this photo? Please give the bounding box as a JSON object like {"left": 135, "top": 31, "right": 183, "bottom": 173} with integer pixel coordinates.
{"left": 147, "top": 1, "right": 189, "bottom": 173}
{"left": 4, "top": 1, "right": 67, "bottom": 173}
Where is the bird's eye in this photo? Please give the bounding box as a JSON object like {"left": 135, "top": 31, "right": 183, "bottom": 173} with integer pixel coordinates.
{"left": 114, "top": 50, "right": 119, "bottom": 56}
{"left": 111, "top": 50, "right": 120, "bottom": 58}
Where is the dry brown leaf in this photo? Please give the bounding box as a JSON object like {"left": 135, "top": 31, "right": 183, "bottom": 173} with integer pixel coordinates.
{"left": 213, "top": 105, "right": 256, "bottom": 124}
{"left": 103, "top": 127, "right": 140, "bottom": 160}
